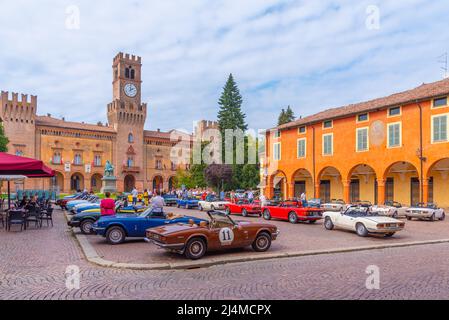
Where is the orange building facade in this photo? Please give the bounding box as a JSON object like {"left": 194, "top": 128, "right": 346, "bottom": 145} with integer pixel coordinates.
{"left": 262, "top": 78, "right": 449, "bottom": 208}
{"left": 0, "top": 53, "right": 197, "bottom": 193}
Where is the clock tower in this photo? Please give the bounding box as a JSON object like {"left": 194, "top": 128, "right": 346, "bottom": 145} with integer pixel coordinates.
{"left": 107, "top": 53, "right": 147, "bottom": 192}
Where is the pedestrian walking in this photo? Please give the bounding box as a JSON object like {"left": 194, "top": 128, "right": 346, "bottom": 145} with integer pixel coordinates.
{"left": 131, "top": 187, "right": 138, "bottom": 205}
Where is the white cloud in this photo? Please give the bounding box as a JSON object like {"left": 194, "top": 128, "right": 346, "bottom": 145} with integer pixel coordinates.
{"left": 0, "top": 0, "right": 448, "bottom": 131}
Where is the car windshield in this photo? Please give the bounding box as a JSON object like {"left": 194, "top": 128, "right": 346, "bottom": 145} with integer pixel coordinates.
{"left": 331, "top": 199, "right": 344, "bottom": 204}
{"left": 139, "top": 206, "right": 159, "bottom": 218}
{"left": 344, "top": 206, "right": 373, "bottom": 217}
{"left": 208, "top": 211, "right": 235, "bottom": 229}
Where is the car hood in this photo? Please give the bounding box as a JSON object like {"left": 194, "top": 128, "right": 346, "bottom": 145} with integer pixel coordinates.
{"left": 74, "top": 211, "right": 101, "bottom": 219}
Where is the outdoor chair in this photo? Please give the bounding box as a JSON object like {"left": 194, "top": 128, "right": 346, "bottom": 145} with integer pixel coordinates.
{"left": 40, "top": 207, "right": 53, "bottom": 227}
{"left": 26, "top": 207, "right": 42, "bottom": 229}
{"left": 7, "top": 211, "right": 25, "bottom": 231}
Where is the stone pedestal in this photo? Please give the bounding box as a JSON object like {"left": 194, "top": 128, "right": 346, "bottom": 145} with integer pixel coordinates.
{"left": 101, "top": 176, "right": 117, "bottom": 194}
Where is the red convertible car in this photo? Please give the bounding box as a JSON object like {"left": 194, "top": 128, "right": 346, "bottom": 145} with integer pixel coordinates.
{"left": 224, "top": 200, "right": 262, "bottom": 217}
{"left": 262, "top": 200, "right": 323, "bottom": 224}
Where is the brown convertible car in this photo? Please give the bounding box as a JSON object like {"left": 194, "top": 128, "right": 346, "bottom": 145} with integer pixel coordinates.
{"left": 145, "top": 211, "right": 280, "bottom": 260}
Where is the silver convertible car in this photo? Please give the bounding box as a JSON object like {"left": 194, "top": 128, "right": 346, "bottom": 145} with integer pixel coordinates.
{"left": 405, "top": 203, "right": 445, "bottom": 221}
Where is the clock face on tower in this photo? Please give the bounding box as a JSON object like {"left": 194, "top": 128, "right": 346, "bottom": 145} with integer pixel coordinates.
{"left": 124, "top": 83, "right": 138, "bottom": 98}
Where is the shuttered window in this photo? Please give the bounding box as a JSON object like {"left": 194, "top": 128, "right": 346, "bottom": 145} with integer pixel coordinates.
{"left": 297, "top": 139, "right": 306, "bottom": 158}
{"left": 388, "top": 123, "right": 401, "bottom": 148}
{"left": 356, "top": 128, "right": 368, "bottom": 151}
{"left": 273, "top": 143, "right": 281, "bottom": 160}
{"left": 323, "top": 134, "right": 333, "bottom": 155}
{"left": 433, "top": 115, "right": 448, "bottom": 142}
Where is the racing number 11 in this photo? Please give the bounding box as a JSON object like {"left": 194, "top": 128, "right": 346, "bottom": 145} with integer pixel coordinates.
{"left": 221, "top": 229, "right": 232, "bottom": 241}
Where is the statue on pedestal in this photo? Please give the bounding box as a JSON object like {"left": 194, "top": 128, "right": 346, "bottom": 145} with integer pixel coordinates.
{"left": 101, "top": 160, "right": 117, "bottom": 193}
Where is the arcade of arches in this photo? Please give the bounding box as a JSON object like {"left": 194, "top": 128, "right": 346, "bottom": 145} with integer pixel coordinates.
{"left": 265, "top": 159, "right": 449, "bottom": 207}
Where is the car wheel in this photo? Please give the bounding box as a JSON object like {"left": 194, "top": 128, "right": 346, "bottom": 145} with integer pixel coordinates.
{"left": 80, "top": 219, "right": 95, "bottom": 235}
{"left": 242, "top": 209, "right": 248, "bottom": 217}
{"left": 324, "top": 217, "right": 334, "bottom": 230}
{"left": 211, "top": 205, "right": 215, "bottom": 211}
{"left": 252, "top": 232, "right": 272, "bottom": 252}
{"left": 430, "top": 213, "right": 436, "bottom": 221}
{"left": 393, "top": 211, "right": 398, "bottom": 219}
{"left": 185, "top": 237, "right": 206, "bottom": 260}
{"left": 288, "top": 211, "right": 298, "bottom": 224}
{"left": 356, "top": 223, "right": 368, "bottom": 237}
{"left": 225, "top": 207, "right": 231, "bottom": 216}
{"left": 106, "top": 226, "right": 126, "bottom": 245}
{"left": 440, "top": 213, "right": 446, "bottom": 221}
{"left": 407, "top": 216, "right": 412, "bottom": 221}
{"left": 185, "top": 204, "right": 190, "bottom": 210}
{"left": 384, "top": 233, "right": 395, "bottom": 237}
{"left": 263, "top": 209, "right": 271, "bottom": 220}
{"left": 177, "top": 203, "right": 180, "bottom": 208}
{"left": 199, "top": 204, "right": 203, "bottom": 211}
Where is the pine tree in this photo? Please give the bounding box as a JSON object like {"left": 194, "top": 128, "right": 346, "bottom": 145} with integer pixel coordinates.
{"left": 217, "top": 74, "right": 247, "bottom": 135}
{"left": 277, "top": 105, "right": 295, "bottom": 125}
{"left": 0, "top": 122, "right": 9, "bottom": 152}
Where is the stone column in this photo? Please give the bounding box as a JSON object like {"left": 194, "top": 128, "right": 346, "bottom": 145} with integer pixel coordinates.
{"left": 343, "top": 180, "right": 351, "bottom": 204}
{"left": 422, "top": 178, "right": 429, "bottom": 204}
{"left": 314, "top": 182, "right": 320, "bottom": 199}
{"left": 377, "top": 179, "right": 386, "bottom": 205}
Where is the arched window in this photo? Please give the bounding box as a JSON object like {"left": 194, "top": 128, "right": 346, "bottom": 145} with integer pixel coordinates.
{"left": 53, "top": 152, "right": 61, "bottom": 164}
{"left": 74, "top": 153, "right": 82, "bottom": 165}
{"left": 128, "top": 133, "right": 134, "bottom": 143}
{"left": 130, "top": 69, "right": 135, "bottom": 79}
{"left": 127, "top": 157, "right": 134, "bottom": 168}
{"left": 125, "top": 67, "right": 130, "bottom": 78}
{"left": 94, "top": 155, "right": 102, "bottom": 166}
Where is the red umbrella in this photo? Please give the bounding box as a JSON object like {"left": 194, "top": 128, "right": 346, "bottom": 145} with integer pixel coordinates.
{"left": 0, "top": 152, "right": 54, "bottom": 177}
{"left": 0, "top": 153, "right": 54, "bottom": 209}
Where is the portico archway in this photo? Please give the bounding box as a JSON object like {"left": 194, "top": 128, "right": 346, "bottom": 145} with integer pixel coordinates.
{"left": 124, "top": 175, "right": 135, "bottom": 192}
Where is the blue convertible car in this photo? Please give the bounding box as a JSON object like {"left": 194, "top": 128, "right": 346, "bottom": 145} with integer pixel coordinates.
{"left": 92, "top": 207, "right": 205, "bottom": 244}
{"left": 176, "top": 197, "right": 199, "bottom": 209}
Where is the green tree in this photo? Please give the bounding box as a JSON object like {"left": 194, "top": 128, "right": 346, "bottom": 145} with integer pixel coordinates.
{"left": 217, "top": 73, "right": 247, "bottom": 136}
{"left": 277, "top": 105, "right": 295, "bottom": 125}
{"left": 216, "top": 74, "right": 260, "bottom": 191}
{"left": 0, "top": 122, "right": 9, "bottom": 152}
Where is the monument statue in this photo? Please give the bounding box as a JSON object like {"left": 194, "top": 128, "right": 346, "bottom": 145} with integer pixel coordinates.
{"left": 101, "top": 160, "right": 117, "bottom": 193}
{"left": 104, "top": 160, "right": 115, "bottom": 177}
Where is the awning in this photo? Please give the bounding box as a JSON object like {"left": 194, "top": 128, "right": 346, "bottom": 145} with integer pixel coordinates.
{"left": 0, "top": 153, "right": 54, "bottom": 177}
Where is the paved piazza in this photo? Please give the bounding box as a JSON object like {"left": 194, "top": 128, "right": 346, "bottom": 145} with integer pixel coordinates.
{"left": 1, "top": 209, "right": 449, "bottom": 300}
{"left": 85, "top": 207, "right": 449, "bottom": 265}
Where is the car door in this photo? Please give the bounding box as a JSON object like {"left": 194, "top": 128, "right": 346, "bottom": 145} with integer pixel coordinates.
{"left": 334, "top": 210, "right": 354, "bottom": 229}
{"left": 210, "top": 224, "right": 245, "bottom": 250}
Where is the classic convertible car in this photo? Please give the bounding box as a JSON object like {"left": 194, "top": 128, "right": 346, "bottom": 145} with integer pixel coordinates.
{"left": 224, "top": 200, "right": 262, "bottom": 217}
{"left": 262, "top": 200, "right": 323, "bottom": 224}
{"left": 176, "top": 197, "right": 199, "bottom": 209}
{"left": 163, "top": 194, "right": 178, "bottom": 206}
{"left": 323, "top": 205, "right": 405, "bottom": 237}
{"left": 405, "top": 203, "right": 446, "bottom": 221}
{"left": 66, "top": 195, "right": 99, "bottom": 212}
{"left": 371, "top": 201, "right": 409, "bottom": 218}
{"left": 198, "top": 196, "right": 229, "bottom": 211}
{"left": 145, "top": 211, "right": 279, "bottom": 260}
{"left": 67, "top": 203, "right": 147, "bottom": 234}
{"left": 321, "top": 199, "right": 347, "bottom": 212}
{"left": 92, "top": 207, "right": 205, "bottom": 244}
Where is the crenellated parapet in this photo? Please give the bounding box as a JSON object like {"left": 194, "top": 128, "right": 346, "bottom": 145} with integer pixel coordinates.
{"left": 0, "top": 90, "right": 37, "bottom": 123}
{"left": 113, "top": 52, "right": 141, "bottom": 65}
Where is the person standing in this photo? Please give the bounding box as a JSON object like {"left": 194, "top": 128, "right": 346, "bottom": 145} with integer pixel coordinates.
{"left": 151, "top": 191, "right": 165, "bottom": 210}
{"left": 259, "top": 194, "right": 267, "bottom": 207}
{"left": 247, "top": 190, "right": 254, "bottom": 204}
{"left": 143, "top": 189, "right": 149, "bottom": 206}
{"left": 131, "top": 187, "right": 138, "bottom": 206}
{"left": 300, "top": 191, "right": 307, "bottom": 207}
{"left": 100, "top": 192, "right": 115, "bottom": 216}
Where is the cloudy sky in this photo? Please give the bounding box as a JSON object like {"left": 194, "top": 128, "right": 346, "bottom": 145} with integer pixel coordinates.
{"left": 1, "top": 0, "right": 449, "bottom": 133}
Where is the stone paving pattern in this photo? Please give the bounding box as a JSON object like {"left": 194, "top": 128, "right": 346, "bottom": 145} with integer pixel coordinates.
{"left": 1, "top": 210, "right": 449, "bottom": 299}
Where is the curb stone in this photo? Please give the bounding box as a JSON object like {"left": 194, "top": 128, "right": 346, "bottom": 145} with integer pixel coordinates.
{"left": 64, "top": 211, "right": 449, "bottom": 270}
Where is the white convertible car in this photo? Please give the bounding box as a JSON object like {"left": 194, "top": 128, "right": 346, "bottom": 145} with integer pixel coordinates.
{"left": 321, "top": 199, "right": 348, "bottom": 212}
{"left": 405, "top": 203, "right": 445, "bottom": 221}
{"left": 371, "top": 201, "right": 409, "bottom": 218}
{"left": 323, "top": 205, "right": 405, "bottom": 237}
{"left": 198, "top": 196, "right": 229, "bottom": 211}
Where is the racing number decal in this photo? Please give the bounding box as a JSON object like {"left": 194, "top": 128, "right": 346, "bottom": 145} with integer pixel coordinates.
{"left": 219, "top": 227, "right": 234, "bottom": 245}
